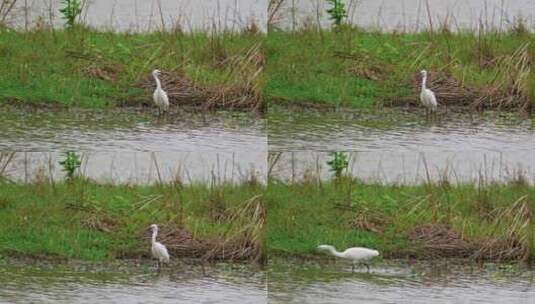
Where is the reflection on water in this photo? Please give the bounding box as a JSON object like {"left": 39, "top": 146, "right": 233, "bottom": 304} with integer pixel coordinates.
{"left": 269, "top": 151, "right": 534, "bottom": 185}
{"left": 273, "top": 0, "right": 535, "bottom": 31}
{"left": 269, "top": 107, "right": 535, "bottom": 152}
{"left": 269, "top": 108, "right": 535, "bottom": 184}
{"left": 268, "top": 258, "right": 535, "bottom": 304}
{"left": 2, "top": 151, "right": 267, "bottom": 184}
{"left": 0, "top": 107, "right": 266, "bottom": 152}
{"left": 11, "top": 0, "right": 267, "bottom": 32}
{"left": 0, "top": 259, "right": 266, "bottom": 304}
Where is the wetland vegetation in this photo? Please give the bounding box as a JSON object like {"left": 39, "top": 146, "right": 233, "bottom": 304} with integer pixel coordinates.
{"left": 266, "top": 26, "right": 535, "bottom": 111}
{"left": 267, "top": 173, "right": 535, "bottom": 263}
{"left": 0, "top": 176, "right": 265, "bottom": 262}
{"left": 0, "top": 25, "right": 264, "bottom": 111}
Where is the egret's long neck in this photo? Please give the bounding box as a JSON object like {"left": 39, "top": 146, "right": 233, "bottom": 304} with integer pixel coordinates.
{"left": 327, "top": 246, "right": 344, "bottom": 258}
{"left": 421, "top": 74, "right": 427, "bottom": 91}
{"left": 151, "top": 229, "right": 157, "bottom": 244}
{"left": 153, "top": 74, "right": 162, "bottom": 90}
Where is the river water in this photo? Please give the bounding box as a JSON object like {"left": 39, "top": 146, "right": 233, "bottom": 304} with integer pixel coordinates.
{"left": 0, "top": 106, "right": 266, "bottom": 152}
{"left": 0, "top": 107, "right": 267, "bottom": 184}
{"left": 11, "top": 0, "right": 267, "bottom": 32}
{"left": 269, "top": 258, "right": 535, "bottom": 304}
{"left": 269, "top": 107, "right": 535, "bottom": 184}
{"left": 273, "top": 0, "right": 535, "bottom": 31}
{"left": 1, "top": 258, "right": 533, "bottom": 304}
{"left": 11, "top": 0, "right": 533, "bottom": 33}
{"left": 0, "top": 259, "right": 266, "bottom": 304}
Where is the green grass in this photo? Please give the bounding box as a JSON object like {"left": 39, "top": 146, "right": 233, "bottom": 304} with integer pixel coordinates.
{"left": 0, "top": 26, "right": 263, "bottom": 108}
{"left": 266, "top": 178, "right": 535, "bottom": 261}
{"left": 0, "top": 178, "right": 264, "bottom": 261}
{"left": 2, "top": 174, "right": 534, "bottom": 262}
{"left": 266, "top": 27, "right": 535, "bottom": 109}
{"left": 3, "top": 25, "right": 533, "bottom": 110}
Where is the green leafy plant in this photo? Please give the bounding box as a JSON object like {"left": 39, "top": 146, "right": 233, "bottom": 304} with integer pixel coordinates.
{"left": 327, "top": 152, "right": 348, "bottom": 179}
{"left": 59, "top": 151, "right": 81, "bottom": 180}
{"left": 59, "top": 0, "right": 82, "bottom": 28}
{"left": 326, "top": 0, "right": 348, "bottom": 28}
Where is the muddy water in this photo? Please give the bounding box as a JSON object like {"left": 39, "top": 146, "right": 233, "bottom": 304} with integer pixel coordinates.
{"left": 2, "top": 151, "right": 267, "bottom": 184}
{"left": 268, "top": 258, "right": 535, "bottom": 304}
{"left": 274, "top": 0, "right": 535, "bottom": 31}
{"left": 268, "top": 108, "right": 535, "bottom": 184}
{"left": 0, "top": 107, "right": 266, "bottom": 152}
{"left": 13, "top": 0, "right": 267, "bottom": 32}
{"left": 0, "top": 260, "right": 266, "bottom": 304}
{"left": 269, "top": 150, "right": 535, "bottom": 184}
{"left": 0, "top": 107, "right": 266, "bottom": 184}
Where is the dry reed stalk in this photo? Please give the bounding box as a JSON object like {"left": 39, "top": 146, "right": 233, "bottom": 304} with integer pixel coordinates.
{"left": 138, "top": 43, "right": 264, "bottom": 112}
{"left": 0, "top": 151, "right": 15, "bottom": 178}
{"left": 0, "top": 0, "right": 18, "bottom": 25}
{"left": 473, "top": 43, "right": 532, "bottom": 111}
{"left": 409, "top": 224, "right": 476, "bottom": 259}
{"left": 142, "top": 195, "right": 265, "bottom": 262}
{"left": 408, "top": 196, "right": 532, "bottom": 261}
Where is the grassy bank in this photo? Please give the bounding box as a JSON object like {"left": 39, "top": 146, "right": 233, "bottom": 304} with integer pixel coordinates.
{"left": 0, "top": 178, "right": 265, "bottom": 262}
{"left": 267, "top": 178, "right": 535, "bottom": 262}
{"left": 0, "top": 25, "right": 264, "bottom": 110}
{"left": 266, "top": 27, "right": 535, "bottom": 111}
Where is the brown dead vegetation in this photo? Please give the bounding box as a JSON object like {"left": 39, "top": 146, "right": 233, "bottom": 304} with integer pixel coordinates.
{"left": 85, "top": 64, "right": 124, "bottom": 83}
{"left": 409, "top": 224, "right": 477, "bottom": 259}
{"left": 349, "top": 209, "right": 387, "bottom": 234}
{"left": 138, "top": 42, "right": 264, "bottom": 112}
{"left": 142, "top": 195, "right": 265, "bottom": 262}
{"left": 409, "top": 71, "right": 479, "bottom": 107}
{"left": 139, "top": 70, "right": 263, "bottom": 112}
{"left": 67, "top": 201, "right": 119, "bottom": 233}
{"left": 408, "top": 222, "right": 529, "bottom": 261}
{"left": 408, "top": 44, "right": 532, "bottom": 112}
{"left": 335, "top": 51, "right": 388, "bottom": 81}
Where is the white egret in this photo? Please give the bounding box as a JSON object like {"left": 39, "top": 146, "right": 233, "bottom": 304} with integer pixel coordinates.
{"left": 317, "top": 244, "right": 379, "bottom": 272}
{"left": 152, "top": 69, "right": 169, "bottom": 115}
{"left": 420, "top": 70, "right": 438, "bottom": 115}
{"left": 150, "top": 224, "right": 170, "bottom": 270}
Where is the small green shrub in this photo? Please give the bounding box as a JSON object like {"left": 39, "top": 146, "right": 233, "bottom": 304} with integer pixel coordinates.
{"left": 59, "top": 0, "right": 82, "bottom": 28}
{"left": 59, "top": 151, "right": 81, "bottom": 180}
{"left": 327, "top": 152, "right": 348, "bottom": 179}
{"left": 326, "top": 0, "right": 348, "bottom": 28}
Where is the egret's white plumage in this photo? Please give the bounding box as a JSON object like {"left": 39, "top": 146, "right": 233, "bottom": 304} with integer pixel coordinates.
{"left": 150, "top": 224, "right": 170, "bottom": 269}
{"left": 317, "top": 244, "right": 379, "bottom": 272}
{"left": 152, "top": 69, "right": 169, "bottom": 115}
{"left": 420, "top": 70, "right": 438, "bottom": 114}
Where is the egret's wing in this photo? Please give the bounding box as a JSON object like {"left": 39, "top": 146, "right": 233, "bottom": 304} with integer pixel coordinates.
{"left": 345, "top": 247, "right": 378, "bottom": 260}
{"left": 154, "top": 242, "right": 170, "bottom": 262}
{"left": 427, "top": 89, "right": 438, "bottom": 104}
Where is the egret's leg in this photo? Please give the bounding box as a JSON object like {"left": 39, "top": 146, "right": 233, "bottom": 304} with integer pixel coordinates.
{"left": 352, "top": 264, "right": 355, "bottom": 273}
{"left": 365, "top": 263, "right": 370, "bottom": 273}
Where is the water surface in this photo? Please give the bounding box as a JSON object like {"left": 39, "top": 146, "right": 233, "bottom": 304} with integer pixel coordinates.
{"left": 0, "top": 107, "right": 266, "bottom": 152}
{"left": 269, "top": 107, "right": 535, "bottom": 152}
{"left": 269, "top": 258, "right": 535, "bottom": 304}
{"left": 268, "top": 107, "right": 535, "bottom": 184}
{"left": 0, "top": 259, "right": 266, "bottom": 304}
{"left": 12, "top": 0, "right": 267, "bottom": 32}
{"left": 273, "top": 0, "right": 535, "bottom": 31}
{"left": 0, "top": 107, "right": 266, "bottom": 184}
{"left": 2, "top": 151, "right": 267, "bottom": 184}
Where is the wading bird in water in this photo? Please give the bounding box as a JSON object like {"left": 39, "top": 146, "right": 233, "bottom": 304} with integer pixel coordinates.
{"left": 420, "top": 70, "right": 438, "bottom": 116}
{"left": 152, "top": 69, "right": 169, "bottom": 116}
{"left": 150, "top": 224, "right": 170, "bottom": 270}
{"left": 317, "top": 245, "right": 379, "bottom": 272}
